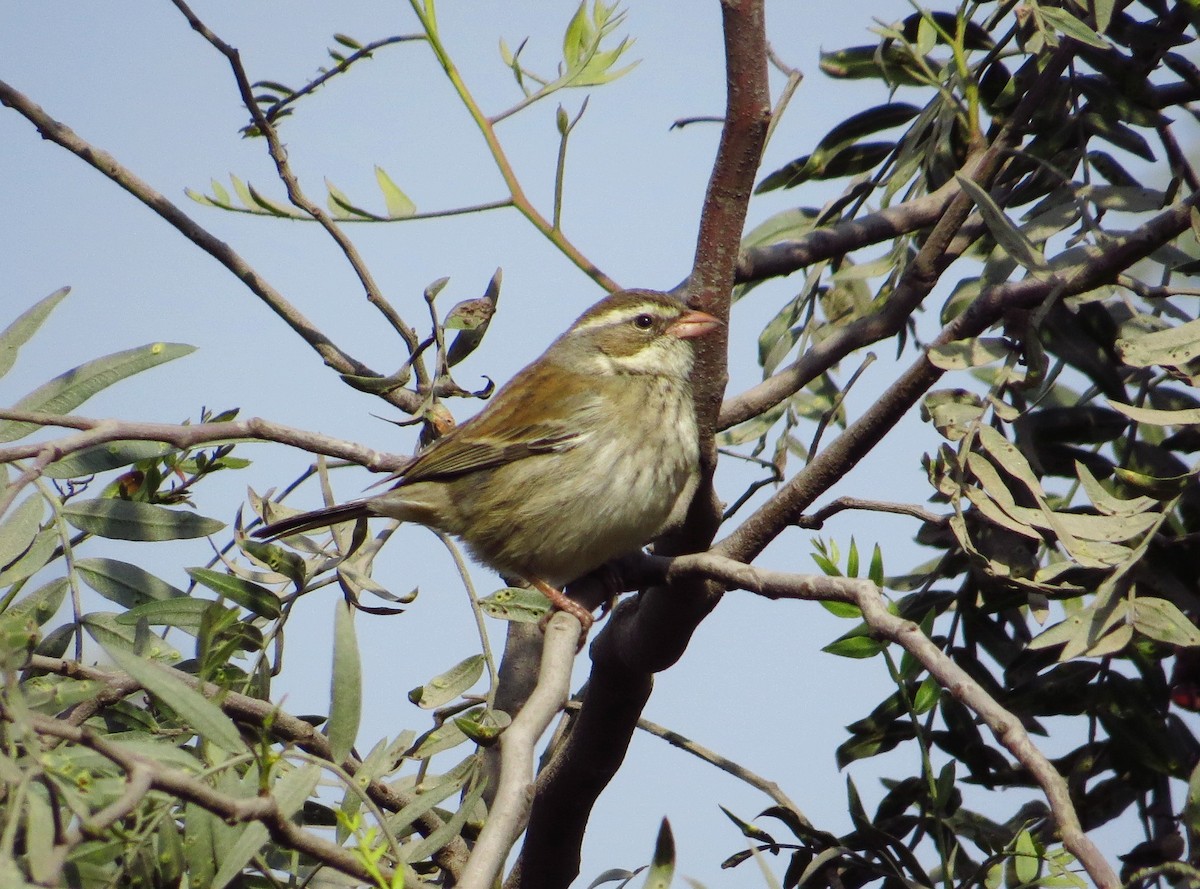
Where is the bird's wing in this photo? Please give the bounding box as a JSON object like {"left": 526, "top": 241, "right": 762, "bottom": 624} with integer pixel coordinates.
{"left": 401, "top": 423, "right": 584, "bottom": 482}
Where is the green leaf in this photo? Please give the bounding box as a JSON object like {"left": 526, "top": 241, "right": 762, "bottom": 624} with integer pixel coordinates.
{"left": 1037, "top": 7, "right": 1109, "bottom": 49}
{"left": 327, "top": 601, "right": 362, "bottom": 763}
{"left": 641, "top": 819, "right": 676, "bottom": 889}
{"left": 0, "top": 342, "right": 194, "bottom": 442}
{"left": 105, "top": 645, "right": 242, "bottom": 751}
{"left": 117, "top": 598, "right": 217, "bottom": 634}
{"left": 210, "top": 764, "right": 322, "bottom": 889}
{"left": 819, "top": 600, "right": 863, "bottom": 619}
{"left": 1129, "top": 597, "right": 1200, "bottom": 646}
{"left": 186, "top": 568, "right": 280, "bottom": 619}
{"left": 408, "top": 654, "right": 485, "bottom": 709}
{"left": 0, "top": 287, "right": 70, "bottom": 380}
{"left": 44, "top": 440, "right": 174, "bottom": 479}
{"left": 7, "top": 579, "right": 69, "bottom": 627}
{"left": 1013, "top": 828, "right": 1041, "bottom": 884}
{"left": 0, "top": 496, "right": 44, "bottom": 570}
{"left": 823, "top": 632, "right": 883, "bottom": 659}
{"left": 76, "top": 558, "right": 186, "bottom": 608}
{"left": 63, "top": 499, "right": 225, "bottom": 540}
{"left": 955, "top": 174, "right": 1049, "bottom": 274}
{"left": 0, "top": 528, "right": 55, "bottom": 588}
{"left": 375, "top": 165, "right": 416, "bottom": 218}
{"left": 1115, "top": 319, "right": 1200, "bottom": 369}
{"left": 927, "top": 337, "right": 1011, "bottom": 370}
{"left": 478, "top": 586, "right": 551, "bottom": 623}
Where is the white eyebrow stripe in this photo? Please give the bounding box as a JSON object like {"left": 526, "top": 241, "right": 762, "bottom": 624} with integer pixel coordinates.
{"left": 567, "top": 304, "right": 676, "bottom": 335}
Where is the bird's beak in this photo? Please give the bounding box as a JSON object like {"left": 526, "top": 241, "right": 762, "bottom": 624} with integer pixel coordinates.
{"left": 667, "top": 309, "right": 723, "bottom": 340}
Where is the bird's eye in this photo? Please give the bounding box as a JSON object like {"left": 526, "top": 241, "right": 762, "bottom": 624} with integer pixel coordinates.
{"left": 632, "top": 313, "right": 655, "bottom": 330}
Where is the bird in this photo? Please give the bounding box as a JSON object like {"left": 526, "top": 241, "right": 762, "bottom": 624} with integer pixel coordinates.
{"left": 254, "top": 289, "right": 722, "bottom": 631}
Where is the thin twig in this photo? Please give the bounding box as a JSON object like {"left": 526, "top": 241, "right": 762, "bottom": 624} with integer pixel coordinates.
{"left": 9, "top": 710, "right": 393, "bottom": 886}
{"left": 458, "top": 611, "right": 581, "bottom": 889}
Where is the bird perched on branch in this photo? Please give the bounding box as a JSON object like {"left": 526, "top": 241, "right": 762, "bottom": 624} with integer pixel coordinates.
{"left": 255, "top": 289, "right": 721, "bottom": 632}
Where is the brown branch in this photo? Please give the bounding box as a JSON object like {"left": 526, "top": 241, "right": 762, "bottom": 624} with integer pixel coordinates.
{"left": 11, "top": 709, "right": 394, "bottom": 886}
{"left": 458, "top": 613, "right": 580, "bottom": 889}
{"left": 28, "top": 654, "right": 469, "bottom": 879}
{"left": 0, "top": 77, "right": 426, "bottom": 414}
{"left": 634, "top": 713, "right": 807, "bottom": 820}
{"left": 795, "top": 496, "right": 947, "bottom": 530}
{"left": 0, "top": 410, "right": 410, "bottom": 520}
{"left": 509, "top": 5, "right": 770, "bottom": 889}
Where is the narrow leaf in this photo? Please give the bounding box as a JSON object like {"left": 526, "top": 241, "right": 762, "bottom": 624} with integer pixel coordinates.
{"left": 327, "top": 601, "right": 362, "bottom": 762}
{"left": 408, "top": 654, "right": 485, "bottom": 709}
{"left": 63, "top": 499, "right": 225, "bottom": 541}
{"left": 0, "top": 287, "right": 70, "bottom": 379}
{"left": 186, "top": 568, "right": 280, "bottom": 619}
{"left": 0, "top": 343, "right": 195, "bottom": 442}
{"left": 955, "top": 174, "right": 1049, "bottom": 273}
{"left": 375, "top": 166, "right": 417, "bottom": 218}
{"left": 104, "top": 645, "right": 243, "bottom": 752}
{"left": 77, "top": 558, "right": 186, "bottom": 608}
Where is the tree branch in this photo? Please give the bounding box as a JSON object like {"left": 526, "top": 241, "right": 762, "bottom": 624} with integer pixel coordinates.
{"left": 458, "top": 613, "right": 581, "bottom": 889}
{"left": 0, "top": 410, "right": 410, "bottom": 520}
{"left": 9, "top": 709, "right": 395, "bottom": 887}
{"left": 27, "top": 654, "right": 469, "bottom": 879}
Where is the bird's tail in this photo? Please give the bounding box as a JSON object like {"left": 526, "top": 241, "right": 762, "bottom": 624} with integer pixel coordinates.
{"left": 254, "top": 501, "right": 372, "bottom": 540}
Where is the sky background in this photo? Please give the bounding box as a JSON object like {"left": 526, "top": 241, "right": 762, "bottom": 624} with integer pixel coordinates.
{"left": 0, "top": 1, "right": 1150, "bottom": 885}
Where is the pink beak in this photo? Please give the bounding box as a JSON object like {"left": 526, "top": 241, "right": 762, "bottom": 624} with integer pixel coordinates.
{"left": 667, "top": 309, "right": 723, "bottom": 340}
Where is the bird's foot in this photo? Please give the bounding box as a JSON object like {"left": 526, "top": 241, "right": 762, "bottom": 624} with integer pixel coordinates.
{"left": 533, "top": 578, "right": 593, "bottom": 648}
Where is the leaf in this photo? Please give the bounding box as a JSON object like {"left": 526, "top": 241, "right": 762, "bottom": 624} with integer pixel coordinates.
{"left": 0, "top": 342, "right": 194, "bottom": 442}
{"left": 0, "top": 287, "right": 70, "bottom": 380}
{"left": 0, "top": 528, "right": 55, "bottom": 588}
{"left": 927, "top": 337, "right": 1011, "bottom": 370}
{"left": 6, "top": 578, "right": 68, "bottom": 627}
{"left": 117, "top": 598, "right": 218, "bottom": 634}
{"left": 955, "top": 174, "right": 1049, "bottom": 274}
{"left": 104, "top": 645, "right": 243, "bottom": 752}
{"left": 76, "top": 558, "right": 186, "bottom": 608}
{"left": 1108, "top": 399, "right": 1200, "bottom": 425}
{"left": 375, "top": 165, "right": 417, "bottom": 217}
{"left": 408, "top": 654, "right": 485, "bottom": 709}
{"left": 641, "top": 819, "right": 675, "bottom": 889}
{"left": 210, "top": 764, "right": 322, "bottom": 889}
{"left": 478, "top": 586, "right": 551, "bottom": 623}
{"left": 1013, "top": 828, "right": 1041, "bottom": 885}
{"left": 0, "top": 496, "right": 44, "bottom": 570}
{"left": 823, "top": 632, "right": 883, "bottom": 659}
{"left": 1037, "top": 7, "right": 1109, "bottom": 48}
{"left": 1116, "top": 319, "right": 1200, "bottom": 369}
{"left": 63, "top": 499, "right": 225, "bottom": 540}
{"left": 186, "top": 568, "right": 280, "bottom": 619}
{"left": 44, "top": 440, "right": 174, "bottom": 479}
{"left": 1129, "top": 597, "right": 1200, "bottom": 646}
{"left": 327, "top": 601, "right": 362, "bottom": 763}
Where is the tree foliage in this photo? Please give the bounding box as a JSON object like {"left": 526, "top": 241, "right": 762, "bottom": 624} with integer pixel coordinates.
{"left": 2, "top": 1, "right": 1200, "bottom": 888}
